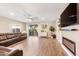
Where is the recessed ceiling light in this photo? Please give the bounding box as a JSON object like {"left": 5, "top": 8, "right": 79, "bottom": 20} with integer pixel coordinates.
{"left": 26, "top": 19, "right": 32, "bottom": 22}
{"left": 41, "top": 17, "right": 45, "bottom": 20}
{"left": 10, "top": 12, "right": 15, "bottom": 16}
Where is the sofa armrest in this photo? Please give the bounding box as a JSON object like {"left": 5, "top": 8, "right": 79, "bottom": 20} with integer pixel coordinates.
{"left": 7, "top": 49, "right": 23, "bottom": 56}
{"left": 0, "top": 46, "right": 11, "bottom": 52}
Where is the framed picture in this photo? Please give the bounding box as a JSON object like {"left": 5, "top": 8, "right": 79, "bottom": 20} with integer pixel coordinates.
{"left": 42, "top": 24, "right": 47, "bottom": 29}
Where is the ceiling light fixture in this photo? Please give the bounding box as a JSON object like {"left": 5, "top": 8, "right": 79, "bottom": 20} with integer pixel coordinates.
{"left": 28, "top": 19, "right": 32, "bottom": 22}
{"left": 26, "top": 19, "right": 32, "bottom": 22}
{"left": 10, "top": 12, "right": 15, "bottom": 16}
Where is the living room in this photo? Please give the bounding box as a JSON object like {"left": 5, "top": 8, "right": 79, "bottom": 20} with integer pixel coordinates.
{"left": 0, "top": 3, "right": 79, "bottom": 57}
{"left": 0, "top": 3, "right": 68, "bottom": 56}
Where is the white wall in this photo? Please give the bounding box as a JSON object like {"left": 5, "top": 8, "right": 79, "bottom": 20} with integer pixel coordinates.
{"left": 56, "top": 19, "right": 62, "bottom": 44}
{"left": 61, "top": 25, "right": 79, "bottom": 56}
{"left": 0, "top": 16, "right": 26, "bottom": 33}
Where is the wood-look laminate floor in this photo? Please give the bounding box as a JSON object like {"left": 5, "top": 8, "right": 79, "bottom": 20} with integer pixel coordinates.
{"left": 9, "top": 36, "right": 64, "bottom": 56}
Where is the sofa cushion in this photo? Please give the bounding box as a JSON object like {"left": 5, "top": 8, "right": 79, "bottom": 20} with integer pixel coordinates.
{"left": 0, "top": 37, "right": 20, "bottom": 46}
{"left": 6, "top": 35, "right": 16, "bottom": 39}
{"left": 0, "top": 36, "right": 7, "bottom": 41}
{"left": 0, "top": 39, "right": 16, "bottom": 46}
{"left": 0, "top": 39, "right": 13, "bottom": 43}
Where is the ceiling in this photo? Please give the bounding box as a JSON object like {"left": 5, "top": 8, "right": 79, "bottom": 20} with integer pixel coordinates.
{"left": 0, "top": 3, "right": 69, "bottom": 23}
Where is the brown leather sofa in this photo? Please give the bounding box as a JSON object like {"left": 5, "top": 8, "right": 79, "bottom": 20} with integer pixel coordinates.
{"left": 0, "top": 46, "right": 23, "bottom": 56}
{"left": 0, "top": 33, "right": 27, "bottom": 47}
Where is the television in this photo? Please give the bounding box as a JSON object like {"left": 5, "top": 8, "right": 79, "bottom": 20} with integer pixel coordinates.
{"left": 60, "top": 3, "right": 77, "bottom": 27}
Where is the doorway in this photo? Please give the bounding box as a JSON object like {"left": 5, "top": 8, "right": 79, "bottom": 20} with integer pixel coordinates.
{"left": 29, "top": 24, "right": 38, "bottom": 36}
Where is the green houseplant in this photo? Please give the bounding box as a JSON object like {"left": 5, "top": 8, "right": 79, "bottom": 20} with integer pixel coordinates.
{"left": 49, "top": 26, "right": 56, "bottom": 38}
{"left": 49, "top": 26, "right": 55, "bottom": 32}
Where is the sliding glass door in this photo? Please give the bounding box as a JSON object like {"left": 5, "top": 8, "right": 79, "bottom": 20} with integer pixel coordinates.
{"left": 29, "top": 25, "right": 38, "bottom": 36}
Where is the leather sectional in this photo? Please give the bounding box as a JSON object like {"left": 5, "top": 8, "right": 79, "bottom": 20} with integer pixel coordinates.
{"left": 0, "top": 33, "right": 27, "bottom": 47}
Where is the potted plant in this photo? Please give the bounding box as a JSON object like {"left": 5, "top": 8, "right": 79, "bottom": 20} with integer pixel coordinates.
{"left": 49, "top": 26, "right": 56, "bottom": 38}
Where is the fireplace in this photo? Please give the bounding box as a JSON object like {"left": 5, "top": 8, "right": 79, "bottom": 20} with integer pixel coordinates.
{"left": 63, "top": 37, "right": 76, "bottom": 56}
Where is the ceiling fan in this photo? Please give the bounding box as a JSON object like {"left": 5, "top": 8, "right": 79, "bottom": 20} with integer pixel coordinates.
{"left": 23, "top": 9, "right": 39, "bottom": 20}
